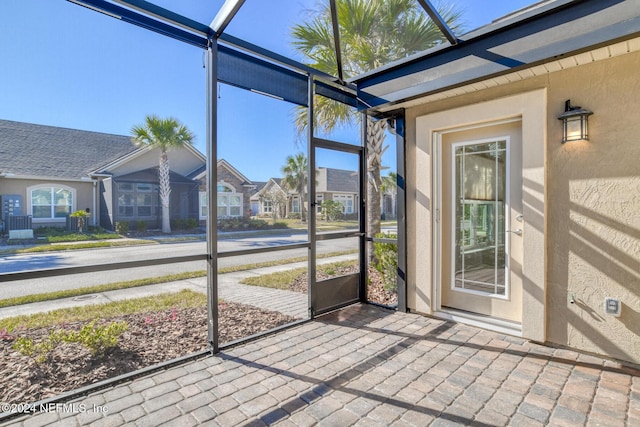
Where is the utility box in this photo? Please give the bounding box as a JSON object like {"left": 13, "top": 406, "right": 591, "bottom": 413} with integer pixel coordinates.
{"left": 604, "top": 297, "right": 622, "bottom": 317}
{"left": 1, "top": 194, "right": 23, "bottom": 221}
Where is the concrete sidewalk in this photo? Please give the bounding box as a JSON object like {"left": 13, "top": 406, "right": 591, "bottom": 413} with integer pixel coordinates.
{"left": 2, "top": 303, "right": 638, "bottom": 426}
{"left": 0, "top": 254, "right": 357, "bottom": 321}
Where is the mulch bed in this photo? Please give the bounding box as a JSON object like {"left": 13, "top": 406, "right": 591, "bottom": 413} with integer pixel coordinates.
{"left": 0, "top": 304, "right": 295, "bottom": 405}
{"left": 290, "top": 265, "right": 398, "bottom": 307}
{"left": 0, "top": 268, "right": 396, "bottom": 406}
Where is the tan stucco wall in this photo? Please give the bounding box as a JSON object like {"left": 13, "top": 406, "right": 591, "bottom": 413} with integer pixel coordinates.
{"left": 0, "top": 178, "right": 96, "bottom": 227}
{"left": 545, "top": 52, "right": 640, "bottom": 364}
{"left": 405, "top": 50, "right": 640, "bottom": 364}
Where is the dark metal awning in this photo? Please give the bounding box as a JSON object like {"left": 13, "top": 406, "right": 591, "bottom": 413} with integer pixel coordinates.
{"left": 352, "top": 0, "right": 640, "bottom": 110}
{"left": 67, "top": 0, "right": 640, "bottom": 112}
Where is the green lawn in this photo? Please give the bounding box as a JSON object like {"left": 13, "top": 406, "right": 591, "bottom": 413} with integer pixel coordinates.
{"left": 0, "top": 289, "right": 206, "bottom": 332}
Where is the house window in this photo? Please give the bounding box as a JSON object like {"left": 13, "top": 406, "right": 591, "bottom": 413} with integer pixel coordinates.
{"left": 136, "top": 183, "right": 153, "bottom": 192}
{"left": 292, "top": 197, "right": 300, "bottom": 213}
{"left": 263, "top": 200, "right": 273, "bottom": 213}
{"left": 333, "top": 194, "right": 354, "bottom": 214}
{"left": 31, "top": 186, "right": 74, "bottom": 219}
{"left": 118, "top": 194, "right": 134, "bottom": 217}
{"left": 199, "top": 192, "right": 207, "bottom": 219}
{"left": 117, "top": 182, "right": 158, "bottom": 218}
{"left": 217, "top": 182, "right": 242, "bottom": 218}
{"left": 316, "top": 194, "right": 323, "bottom": 213}
{"left": 136, "top": 194, "right": 154, "bottom": 216}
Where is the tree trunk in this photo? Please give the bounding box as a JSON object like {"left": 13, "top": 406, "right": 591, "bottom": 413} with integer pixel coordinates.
{"left": 366, "top": 116, "right": 387, "bottom": 262}
{"left": 159, "top": 151, "right": 171, "bottom": 233}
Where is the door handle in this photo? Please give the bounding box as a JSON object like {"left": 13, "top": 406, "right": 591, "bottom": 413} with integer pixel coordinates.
{"left": 507, "top": 229, "right": 522, "bottom": 236}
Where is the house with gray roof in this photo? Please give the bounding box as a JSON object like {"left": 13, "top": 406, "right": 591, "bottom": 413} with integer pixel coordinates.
{"left": 0, "top": 119, "right": 211, "bottom": 232}
{"left": 251, "top": 166, "right": 397, "bottom": 220}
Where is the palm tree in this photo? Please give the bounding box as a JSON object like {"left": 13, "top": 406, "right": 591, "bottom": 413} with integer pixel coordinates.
{"left": 131, "top": 115, "right": 195, "bottom": 233}
{"left": 381, "top": 171, "right": 398, "bottom": 220}
{"left": 281, "top": 153, "right": 308, "bottom": 222}
{"left": 292, "top": 0, "right": 462, "bottom": 259}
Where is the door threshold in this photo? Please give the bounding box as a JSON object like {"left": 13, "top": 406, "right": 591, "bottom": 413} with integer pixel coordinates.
{"left": 435, "top": 308, "right": 522, "bottom": 337}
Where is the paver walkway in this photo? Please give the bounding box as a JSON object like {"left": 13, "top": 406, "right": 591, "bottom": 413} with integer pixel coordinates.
{"left": 2, "top": 304, "right": 638, "bottom": 426}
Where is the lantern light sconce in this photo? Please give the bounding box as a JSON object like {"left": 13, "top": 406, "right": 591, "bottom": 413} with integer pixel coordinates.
{"left": 558, "top": 99, "right": 593, "bottom": 143}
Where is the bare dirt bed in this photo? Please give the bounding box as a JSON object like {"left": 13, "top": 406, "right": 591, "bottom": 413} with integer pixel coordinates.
{"left": 0, "top": 270, "right": 396, "bottom": 406}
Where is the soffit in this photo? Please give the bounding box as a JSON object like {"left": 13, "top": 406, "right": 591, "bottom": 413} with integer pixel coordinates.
{"left": 375, "top": 35, "right": 640, "bottom": 112}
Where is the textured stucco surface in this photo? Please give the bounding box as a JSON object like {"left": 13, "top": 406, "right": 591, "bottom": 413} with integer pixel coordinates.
{"left": 405, "top": 50, "right": 640, "bottom": 364}
{"left": 545, "top": 53, "right": 640, "bottom": 364}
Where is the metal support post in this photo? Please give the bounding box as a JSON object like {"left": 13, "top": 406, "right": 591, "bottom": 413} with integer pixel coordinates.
{"left": 206, "top": 39, "right": 219, "bottom": 353}
{"left": 307, "top": 76, "right": 317, "bottom": 319}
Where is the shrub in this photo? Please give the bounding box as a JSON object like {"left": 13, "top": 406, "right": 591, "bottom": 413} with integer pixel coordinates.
{"left": 186, "top": 218, "right": 198, "bottom": 230}
{"left": 60, "top": 321, "right": 128, "bottom": 355}
{"left": 286, "top": 212, "right": 301, "bottom": 220}
{"left": 13, "top": 321, "right": 129, "bottom": 363}
{"left": 216, "top": 217, "right": 290, "bottom": 232}
{"left": 373, "top": 233, "right": 398, "bottom": 293}
{"left": 115, "top": 221, "right": 129, "bottom": 234}
{"left": 321, "top": 200, "right": 343, "bottom": 221}
{"left": 136, "top": 220, "right": 147, "bottom": 233}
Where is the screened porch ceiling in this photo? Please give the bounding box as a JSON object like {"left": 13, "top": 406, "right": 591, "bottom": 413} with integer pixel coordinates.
{"left": 68, "top": 0, "right": 640, "bottom": 113}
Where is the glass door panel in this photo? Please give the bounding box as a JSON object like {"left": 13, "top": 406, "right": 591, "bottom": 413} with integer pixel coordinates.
{"left": 439, "top": 120, "right": 523, "bottom": 323}
{"left": 453, "top": 140, "right": 508, "bottom": 297}
{"left": 311, "top": 146, "right": 362, "bottom": 315}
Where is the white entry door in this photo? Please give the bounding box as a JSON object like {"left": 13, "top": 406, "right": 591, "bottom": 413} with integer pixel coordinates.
{"left": 439, "top": 120, "right": 523, "bottom": 323}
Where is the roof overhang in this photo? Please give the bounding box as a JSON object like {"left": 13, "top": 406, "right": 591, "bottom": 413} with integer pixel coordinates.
{"left": 0, "top": 174, "right": 98, "bottom": 183}
{"left": 353, "top": 0, "right": 640, "bottom": 111}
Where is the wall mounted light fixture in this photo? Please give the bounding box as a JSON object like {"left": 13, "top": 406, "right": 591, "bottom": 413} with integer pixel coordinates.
{"left": 558, "top": 99, "right": 593, "bottom": 143}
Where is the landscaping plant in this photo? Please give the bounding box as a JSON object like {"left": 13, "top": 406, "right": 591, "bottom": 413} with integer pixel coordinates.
{"left": 373, "top": 233, "right": 398, "bottom": 292}
{"left": 13, "top": 320, "right": 129, "bottom": 363}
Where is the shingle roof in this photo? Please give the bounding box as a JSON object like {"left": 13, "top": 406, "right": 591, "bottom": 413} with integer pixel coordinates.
{"left": 0, "top": 119, "right": 139, "bottom": 179}
{"left": 325, "top": 168, "right": 358, "bottom": 193}
{"left": 252, "top": 181, "right": 268, "bottom": 194}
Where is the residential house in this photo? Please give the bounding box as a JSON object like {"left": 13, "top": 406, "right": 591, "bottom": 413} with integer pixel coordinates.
{"left": 251, "top": 167, "right": 396, "bottom": 220}
{"left": 250, "top": 178, "right": 288, "bottom": 219}
{"left": 195, "top": 159, "right": 255, "bottom": 225}
{"left": 0, "top": 120, "right": 252, "bottom": 232}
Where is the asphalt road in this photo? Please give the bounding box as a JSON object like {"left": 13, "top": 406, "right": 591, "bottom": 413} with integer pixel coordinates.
{"left": 0, "top": 233, "right": 364, "bottom": 299}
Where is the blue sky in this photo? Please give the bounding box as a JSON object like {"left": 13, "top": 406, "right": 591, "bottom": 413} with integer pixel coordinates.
{"left": 0, "top": 0, "right": 535, "bottom": 182}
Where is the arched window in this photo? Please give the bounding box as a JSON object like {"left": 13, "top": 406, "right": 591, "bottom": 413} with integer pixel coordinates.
{"left": 209, "top": 181, "right": 242, "bottom": 218}
{"left": 29, "top": 185, "right": 75, "bottom": 220}
{"left": 217, "top": 183, "right": 234, "bottom": 193}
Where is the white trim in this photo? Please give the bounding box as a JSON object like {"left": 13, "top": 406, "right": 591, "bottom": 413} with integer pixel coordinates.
{"left": 214, "top": 159, "right": 253, "bottom": 185}
{"left": 27, "top": 183, "right": 76, "bottom": 222}
{"left": 91, "top": 146, "right": 150, "bottom": 173}
{"left": 434, "top": 309, "right": 522, "bottom": 337}
{"left": 199, "top": 191, "right": 207, "bottom": 220}
{"left": 1, "top": 174, "right": 98, "bottom": 183}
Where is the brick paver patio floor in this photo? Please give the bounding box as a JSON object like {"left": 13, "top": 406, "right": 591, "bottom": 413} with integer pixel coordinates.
{"left": 2, "top": 304, "right": 638, "bottom": 426}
